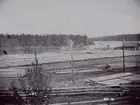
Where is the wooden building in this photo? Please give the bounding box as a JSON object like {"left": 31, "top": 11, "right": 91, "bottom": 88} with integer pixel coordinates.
{"left": 114, "top": 42, "right": 140, "bottom": 50}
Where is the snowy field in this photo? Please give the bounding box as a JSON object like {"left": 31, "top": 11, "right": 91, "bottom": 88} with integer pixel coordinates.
{"left": 0, "top": 41, "right": 139, "bottom": 67}
{"left": 0, "top": 67, "right": 27, "bottom": 77}
{"left": 0, "top": 49, "right": 139, "bottom": 68}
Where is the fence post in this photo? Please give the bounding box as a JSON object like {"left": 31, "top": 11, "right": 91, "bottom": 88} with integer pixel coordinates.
{"left": 68, "top": 102, "right": 70, "bottom": 105}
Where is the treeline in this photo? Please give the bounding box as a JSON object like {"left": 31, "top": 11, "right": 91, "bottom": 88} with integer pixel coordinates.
{"left": 0, "top": 34, "right": 90, "bottom": 54}
{"left": 90, "top": 33, "right": 140, "bottom": 41}
{"left": 0, "top": 34, "right": 88, "bottom": 47}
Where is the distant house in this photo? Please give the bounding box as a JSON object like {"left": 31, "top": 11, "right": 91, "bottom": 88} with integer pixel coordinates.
{"left": 114, "top": 42, "right": 140, "bottom": 50}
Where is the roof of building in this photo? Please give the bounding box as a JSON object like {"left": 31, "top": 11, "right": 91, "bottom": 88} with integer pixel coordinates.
{"left": 87, "top": 72, "right": 140, "bottom": 86}
{"left": 114, "top": 41, "right": 140, "bottom": 49}
{"left": 124, "top": 42, "right": 140, "bottom": 47}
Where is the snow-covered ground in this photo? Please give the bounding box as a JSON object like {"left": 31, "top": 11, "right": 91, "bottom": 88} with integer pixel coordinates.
{"left": 1, "top": 41, "right": 139, "bottom": 67}
{"left": 0, "top": 49, "right": 139, "bottom": 68}
{"left": 55, "top": 68, "right": 102, "bottom": 74}
{"left": 0, "top": 67, "right": 26, "bottom": 77}
{"left": 94, "top": 62, "right": 137, "bottom": 69}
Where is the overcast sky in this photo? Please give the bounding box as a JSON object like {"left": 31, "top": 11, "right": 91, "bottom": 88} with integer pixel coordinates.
{"left": 0, "top": 0, "right": 140, "bottom": 37}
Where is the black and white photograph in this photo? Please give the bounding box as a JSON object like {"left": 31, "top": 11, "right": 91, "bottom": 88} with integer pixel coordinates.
{"left": 0, "top": 0, "right": 140, "bottom": 105}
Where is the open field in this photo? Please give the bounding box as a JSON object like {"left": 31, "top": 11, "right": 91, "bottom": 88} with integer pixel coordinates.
{"left": 50, "top": 66, "right": 140, "bottom": 88}
{"left": 0, "top": 50, "right": 139, "bottom": 68}
{"left": 0, "top": 54, "right": 139, "bottom": 77}
{"left": 0, "top": 49, "right": 140, "bottom": 104}
{"left": 0, "top": 64, "right": 140, "bottom": 88}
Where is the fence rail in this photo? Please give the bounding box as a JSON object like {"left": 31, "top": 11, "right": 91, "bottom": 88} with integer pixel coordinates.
{"left": 50, "top": 96, "right": 131, "bottom": 105}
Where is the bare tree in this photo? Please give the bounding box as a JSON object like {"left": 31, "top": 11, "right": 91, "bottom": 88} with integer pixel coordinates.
{"left": 10, "top": 79, "right": 24, "bottom": 105}
{"left": 16, "top": 53, "right": 52, "bottom": 105}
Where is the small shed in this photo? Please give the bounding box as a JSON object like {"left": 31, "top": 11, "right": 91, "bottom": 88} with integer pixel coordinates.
{"left": 114, "top": 42, "right": 140, "bottom": 50}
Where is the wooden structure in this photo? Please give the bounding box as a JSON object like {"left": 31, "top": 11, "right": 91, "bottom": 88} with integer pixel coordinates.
{"left": 114, "top": 42, "right": 140, "bottom": 50}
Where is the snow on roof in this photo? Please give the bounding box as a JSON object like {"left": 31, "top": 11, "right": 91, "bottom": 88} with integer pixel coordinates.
{"left": 87, "top": 72, "right": 140, "bottom": 86}
{"left": 122, "top": 75, "right": 140, "bottom": 81}
{"left": 124, "top": 42, "right": 140, "bottom": 47}
{"left": 114, "top": 41, "right": 140, "bottom": 49}
{"left": 98, "top": 75, "right": 140, "bottom": 86}
{"left": 89, "top": 72, "right": 132, "bottom": 82}
{"left": 98, "top": 79, "right": 130, "bottom": 86}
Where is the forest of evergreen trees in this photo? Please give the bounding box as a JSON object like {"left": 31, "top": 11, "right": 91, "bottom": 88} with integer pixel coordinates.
{"left": 0, "top": 34, "right": 89, "bottom": 54}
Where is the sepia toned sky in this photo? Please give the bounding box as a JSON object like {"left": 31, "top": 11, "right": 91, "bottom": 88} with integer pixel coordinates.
{"left": 0, "top": 0, "right": 140, "bottom": 37}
